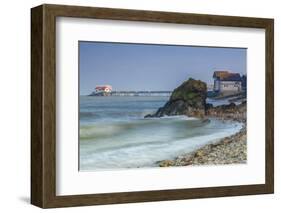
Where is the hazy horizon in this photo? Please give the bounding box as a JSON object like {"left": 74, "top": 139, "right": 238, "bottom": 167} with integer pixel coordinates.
{"left": 79, "top": 41, "right": 246, "bottom": 95}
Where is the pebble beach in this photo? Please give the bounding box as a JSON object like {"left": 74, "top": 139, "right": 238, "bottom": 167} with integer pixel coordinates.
{"left": 158, "top": 102, "right": 247, "bottom": 167}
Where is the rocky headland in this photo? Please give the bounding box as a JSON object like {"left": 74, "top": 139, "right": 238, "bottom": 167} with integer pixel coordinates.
{"left": 145, "top": 78, "right": 247, "bottom": 167}
{"left": 206, "top": 101, "right": 246, "bottom": 122}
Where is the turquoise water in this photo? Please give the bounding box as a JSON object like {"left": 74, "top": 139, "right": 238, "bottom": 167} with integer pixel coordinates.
{"left": 79, "top": 96, "right": 242, "bottom": 171}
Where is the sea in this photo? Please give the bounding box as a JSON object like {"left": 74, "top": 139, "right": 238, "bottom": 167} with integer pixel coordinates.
{"left": 79, "top": 96, "right": 242, "bottom": 171}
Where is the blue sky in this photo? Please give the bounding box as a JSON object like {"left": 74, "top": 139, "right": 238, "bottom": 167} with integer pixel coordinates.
{"left": 79, "top": 41, "right": 246, "bottom": 95}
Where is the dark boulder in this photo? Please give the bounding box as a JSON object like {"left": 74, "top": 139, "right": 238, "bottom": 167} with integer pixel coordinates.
{"left": 206, "top": 101, "right": 247, "bottom": 122}
{"left": 146, "top": 78, "right": 207, "bottom": 118}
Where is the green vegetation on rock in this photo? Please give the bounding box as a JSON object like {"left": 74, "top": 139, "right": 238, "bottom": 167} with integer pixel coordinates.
{"left": 170, "top": 78, "right": 207, "bottom": 103}
{"left": 145, "top": 77, "right": 207, "bottom": 118}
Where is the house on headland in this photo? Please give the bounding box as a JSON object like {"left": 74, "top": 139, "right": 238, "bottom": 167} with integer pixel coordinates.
{"left": 213, "top": 71, "right": 243, "bottom": 94}
{"left": 94, "top": 85, "right": 112, "bottom": 95}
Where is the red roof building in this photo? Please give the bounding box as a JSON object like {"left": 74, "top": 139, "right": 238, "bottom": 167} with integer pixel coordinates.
{"left": 95, "top": 85, "right": 112, "bottom": 93}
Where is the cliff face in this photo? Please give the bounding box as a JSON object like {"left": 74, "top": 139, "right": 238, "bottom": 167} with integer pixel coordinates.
{"left": 146, "top": 78, "right": 207, "bottom": 118}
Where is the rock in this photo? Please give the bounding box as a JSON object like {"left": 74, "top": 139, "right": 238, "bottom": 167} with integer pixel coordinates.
{"left": 206, "top": 101, "right": 247, "bottom": 122}
{"left": 147, "top": 78, "right": 207, "bottom": 118}
{"left": 194, "top": 150, "right": 206, "bottom": 158}
{"left": 205, "top": 103, "right": 213, "bottom": 110}
{"left": 159, "top": 160, "right": 175, "bottom": 167}
{"left": 144, "top": 114, "right": 153, "bottom": 118}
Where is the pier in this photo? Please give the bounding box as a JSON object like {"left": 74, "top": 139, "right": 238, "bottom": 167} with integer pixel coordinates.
{"left": 89, "top": 91, "right": 172, "bottom": 97}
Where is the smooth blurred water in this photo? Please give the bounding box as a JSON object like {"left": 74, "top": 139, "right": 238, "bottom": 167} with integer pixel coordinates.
{"left": 79, "top": 96, "right": 242, "bottom": 171}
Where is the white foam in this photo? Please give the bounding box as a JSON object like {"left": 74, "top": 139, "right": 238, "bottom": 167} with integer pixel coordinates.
{"left": 80, "top": 120, "right": 243, "bottom": 170}
{"left": 146, "top": 115, "right": 198, "bottom": 121}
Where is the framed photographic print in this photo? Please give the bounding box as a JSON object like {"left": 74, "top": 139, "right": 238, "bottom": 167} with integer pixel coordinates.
{"left": 31, "top": 4, "right": 274, "bottom": 208}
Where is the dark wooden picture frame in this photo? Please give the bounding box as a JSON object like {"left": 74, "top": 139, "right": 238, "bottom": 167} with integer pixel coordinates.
{"left": 31, "top": 4, "right": 274, "bottom": 208}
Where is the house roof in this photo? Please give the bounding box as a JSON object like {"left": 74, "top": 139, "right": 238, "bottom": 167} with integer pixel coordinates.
{"left": 95, "top": 85, "right": 112, "bottom": 90}
{"left": 213, "top": 71, "right": 241, "bottom": 81}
